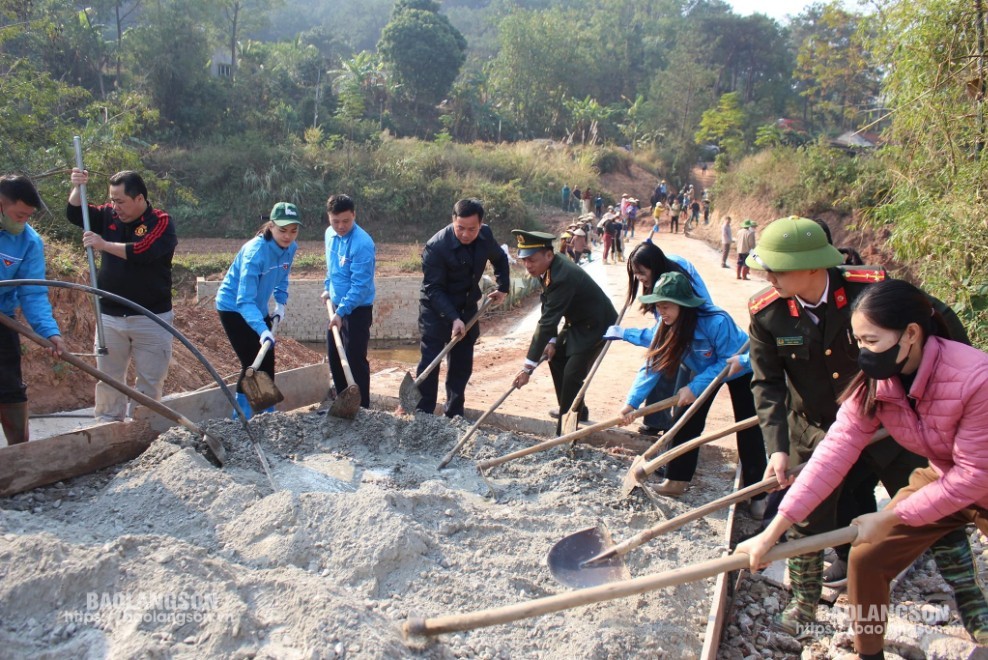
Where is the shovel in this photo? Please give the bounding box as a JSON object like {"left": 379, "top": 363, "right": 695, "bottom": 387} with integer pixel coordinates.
{"left": 326, "top": 300, "right": 361, "bottom": 419}
{"left": 437, "top": 356, "right": 548, "bottom": 470}
{"left": 0, "top": 311, "right": 227, "bottom": 465}
{"left": 398, "top": 297, "right": 494, "bottom": 412}
{"left": 553, "top": 428, "right": 894, "bottom": 588}
{"left": 476, "top": 394, "right": 678, "bottom": 473}
{"left": 549, "top": 464, "right": 808, "bottom": 588}
{"left": 402, "top": 525, "right": 858, "bottom": 637}
{"left": 559, "top": 301, "right": 629, "bottom": 436}
{"left": 621, "top": 340, "right": 749, "bottom": 498}
{"left": 242, "top": 316, "right": 284, "bottom": 411}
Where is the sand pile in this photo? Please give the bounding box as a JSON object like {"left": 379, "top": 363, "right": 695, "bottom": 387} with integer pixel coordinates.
{"left": 0, "top": 409, "right": 737, "bottom": 658}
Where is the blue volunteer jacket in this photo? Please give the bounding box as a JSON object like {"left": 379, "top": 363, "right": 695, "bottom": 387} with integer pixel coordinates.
{"left": 621, "top": 254, "right": 713, "bottom": 348}
{"left": 626, "top": 307, "right": 749, "bottom": 408}
{"left": 215, "top": 235, "right": 295, "bottom": 336}
{"left": 324, "top": 223, "right": 375, "bottom": 317}
{"left": 0, "top": 224, "right": 60, "bottom": 338}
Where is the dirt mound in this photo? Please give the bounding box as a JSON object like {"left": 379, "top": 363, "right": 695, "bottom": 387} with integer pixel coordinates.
{"left": 0, "top": 408, "right": 735, "bottom": 658}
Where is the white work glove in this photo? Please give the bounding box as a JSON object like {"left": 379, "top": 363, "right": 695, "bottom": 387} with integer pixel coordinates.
{"left": 273, "top": 303, "right": 286, "bottom": 322}
{"left": 603, "top": 325, "right": 625, "bottom": 340}
{"left": 260, "top": 329, "right": 276, "bottom": 347}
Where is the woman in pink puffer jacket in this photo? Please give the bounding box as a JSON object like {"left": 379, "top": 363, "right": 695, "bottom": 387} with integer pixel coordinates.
{"left": 736, "top": 279, "right": 988, "bottom": 658}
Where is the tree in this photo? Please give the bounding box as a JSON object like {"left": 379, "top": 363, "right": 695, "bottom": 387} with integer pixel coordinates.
{"left": 695, "top": 91, "right": 747, "bottom": 161}
{"left": 792, "top": 2, "right": 879, "bottom": 132}
{"left": 863, "top": 0, "right": 988, "bottom": 344}
{"left": 377, "top": 0, "right": 466, "bottom": 111}
{"left": 217, "top": 0, "right": 284, "bottom": 80}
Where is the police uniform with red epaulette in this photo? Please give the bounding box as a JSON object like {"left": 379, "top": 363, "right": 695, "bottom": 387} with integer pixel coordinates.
{"left": 745, "top": 217, "right": 988, "bottom": 639}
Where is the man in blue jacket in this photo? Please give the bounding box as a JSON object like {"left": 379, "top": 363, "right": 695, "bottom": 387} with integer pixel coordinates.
{"left": 0, "top": 175, "right": 64, "bottom": 444}
{"left": 323, "top": 194, "right": 375, "bottom": 408}
{"left": 416, "top": 198, "right": 509, "bottom": 418}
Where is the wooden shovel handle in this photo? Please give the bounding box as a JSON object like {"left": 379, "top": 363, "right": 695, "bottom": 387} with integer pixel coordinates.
{"left": 0, "top": 311, "right": 222, "bottom": 453}
{"left": 439, "top": 356, "right": 551, "bottom": 469}
{"left": 416, "top": 296, "right": 494, "bottom": 387}
{"left": 640, "top": 416, "right": 758, "bottom": 477}
{"left": 326, "top": 300, "right": 356, "bottom": 385}
{"left": 476, "top": 395, "right": 677, "bottom": 471}
{"left": 604, "top": 428, "right": 891, "bottom": 562}
{"left": 561, "top": 301, "right": 629, "bottom": 421}
{"left": 402, "top": 525, "right": 858, "bottom": 638}
{"left": 641, "top": 340, "right": 750, "bottom": 461}
{"left": 248, "top": 315, "right": 280, "bottom": 373}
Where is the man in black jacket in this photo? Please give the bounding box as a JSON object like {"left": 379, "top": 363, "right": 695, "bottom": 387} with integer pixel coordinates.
{"left": 67, "top": 168, "right": 177, "bottom": 421}
{"left": 416, "top": 198, "right": 509, "bottom": 417}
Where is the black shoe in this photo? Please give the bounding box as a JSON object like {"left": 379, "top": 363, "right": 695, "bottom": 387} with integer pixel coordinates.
{"left": 552, "top": 407, "right": 589, "bottom": 421}
{"left": 548, "top": 408, "right": 560, "bottom": 419}
{"left": 637, "top": 424, "right": 663, "bottom": 436}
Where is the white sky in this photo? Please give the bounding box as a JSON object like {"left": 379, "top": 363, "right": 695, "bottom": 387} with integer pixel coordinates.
{"left": 726, "top": 0, "right": 824, "bottom": 22}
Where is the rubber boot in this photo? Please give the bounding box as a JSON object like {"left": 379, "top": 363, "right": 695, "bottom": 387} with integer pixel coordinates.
{"left": 0, "top": 402, "right": 29, "bottom": 445}
{"left": 232, "top": 392, "right": 253, "bottom": 421}
{"left": 776, "top": 550, "right": 824, "bottom": 635}
{"left": 930, "top": 529, "right": 988, "bottom": 644}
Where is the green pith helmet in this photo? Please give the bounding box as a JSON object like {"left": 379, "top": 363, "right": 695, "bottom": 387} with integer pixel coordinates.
{"left": 745, "top": 216, "right": 843, "bottom": 272}
{"left": 511, "top": 229, "right": 556, "bottom": 257}
{"left": 639, "top": 272, "right": 706, "bottom": 308}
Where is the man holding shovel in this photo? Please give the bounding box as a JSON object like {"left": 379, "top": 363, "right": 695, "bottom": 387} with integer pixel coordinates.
{"left": 0, "top": 175, "right": 64, "bottom": 444}
{"left": 742, "top": 215, "right": 987, "bottom": 637}
{"left": 415, "top": 198, "right": 509, "bottom": 418}
{"left": 67, "top": 168, "right": 176, "bottom": 422}
{"left": 511, "top": 230, "right": 616, "bottom": 436}
{"left": 322, "top": 194, "right": 375, "bottom": 408}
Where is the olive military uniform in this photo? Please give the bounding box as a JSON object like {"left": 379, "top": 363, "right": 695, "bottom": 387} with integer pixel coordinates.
{"left": 527, "top": 253, "right": 616, "bottom": 434}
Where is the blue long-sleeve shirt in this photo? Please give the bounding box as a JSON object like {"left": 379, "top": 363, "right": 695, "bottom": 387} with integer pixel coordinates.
{"left": 0, "top": 224, "right": 60, "bottom": 338}
{"left": 215, "top": 235, "right": 295, "bottom": 337}
{"left": 626, "top": 307, "right": 749, "bottom": 408}
{"left": 622, "top": 254, "right": 712, "bottom": 348}
{"left": 324, "top": 223, "right": 375, "bottom": 317}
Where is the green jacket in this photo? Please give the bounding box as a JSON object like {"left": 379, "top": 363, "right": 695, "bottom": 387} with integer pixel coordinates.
{"left": 748, "top": 266, "right": 882, "bottom": 459}
{"left": 526, "top": 254, "right": 617, "bottom": 362}
{"left": 748, "top": 265, "right": 969, "bottom": 461}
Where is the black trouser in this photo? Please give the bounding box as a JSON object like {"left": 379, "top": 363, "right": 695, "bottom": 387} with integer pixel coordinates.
{"left": 0, "top": 324, "right": 26, "bottom": 404}
{"left": 416, "top": 306, "right": 479, "bottom": 418}
{"left": 665, "top": 373, "right": 767, "bottom": 488}
{"left": 548, "top": 335, "right": 604, "bottom": 436}
{"left": 218, "top": 311, "right": 274, "bottom": 394}
{"left": 326, "top": 305, "right": 373, "bottom": 408}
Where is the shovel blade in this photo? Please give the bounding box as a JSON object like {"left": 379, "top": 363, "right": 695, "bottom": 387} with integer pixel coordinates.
{"left": 398, "top": 371, "right": 421, "bottom": 412}
{"left": 242, "top": 370, "right": 284, "bottom": 411}
{"left": 330, "top": 384, "right": 361, "bottom": 419}
{"left": 620, "top": 455, "right": 645, "bottom": 498}
{"left": 547, "top": 525, "right": 630, "bottom": 589}
{"left": 560, "top": 410, "right": 580, "bottom": 436}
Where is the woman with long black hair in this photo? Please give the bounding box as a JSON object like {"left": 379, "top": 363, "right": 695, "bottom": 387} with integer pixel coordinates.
{"left": 614, "top": 271, "right": 767, "bottom": 498}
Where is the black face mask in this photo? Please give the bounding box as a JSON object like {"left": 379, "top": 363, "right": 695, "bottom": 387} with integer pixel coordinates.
{"left": 857, "top": 334, "right": 907, "bottom": 380}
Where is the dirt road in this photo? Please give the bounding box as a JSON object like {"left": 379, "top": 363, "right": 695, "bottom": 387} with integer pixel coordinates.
{"left": 371, "top": 227, "right": 767, "bottom": 448}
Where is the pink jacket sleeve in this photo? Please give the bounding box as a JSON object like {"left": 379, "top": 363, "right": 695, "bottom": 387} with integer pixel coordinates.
{"left": 894, "top": 370, "right": 988, "bottom": 525}
{"left": 777, "top": 390, "right": 881, "bottom": 524}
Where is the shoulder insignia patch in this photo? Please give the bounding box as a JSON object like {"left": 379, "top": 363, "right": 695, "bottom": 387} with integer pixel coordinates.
{"left": 748, "top": 287, "right": 780, "bottom": 315}
{"left": 840, "top": 265, "right": 887, "bottom": 283}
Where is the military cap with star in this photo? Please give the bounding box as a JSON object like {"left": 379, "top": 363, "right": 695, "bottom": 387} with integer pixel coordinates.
{"left": 511, "top": 229, "right": 556, "bottom": 257}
